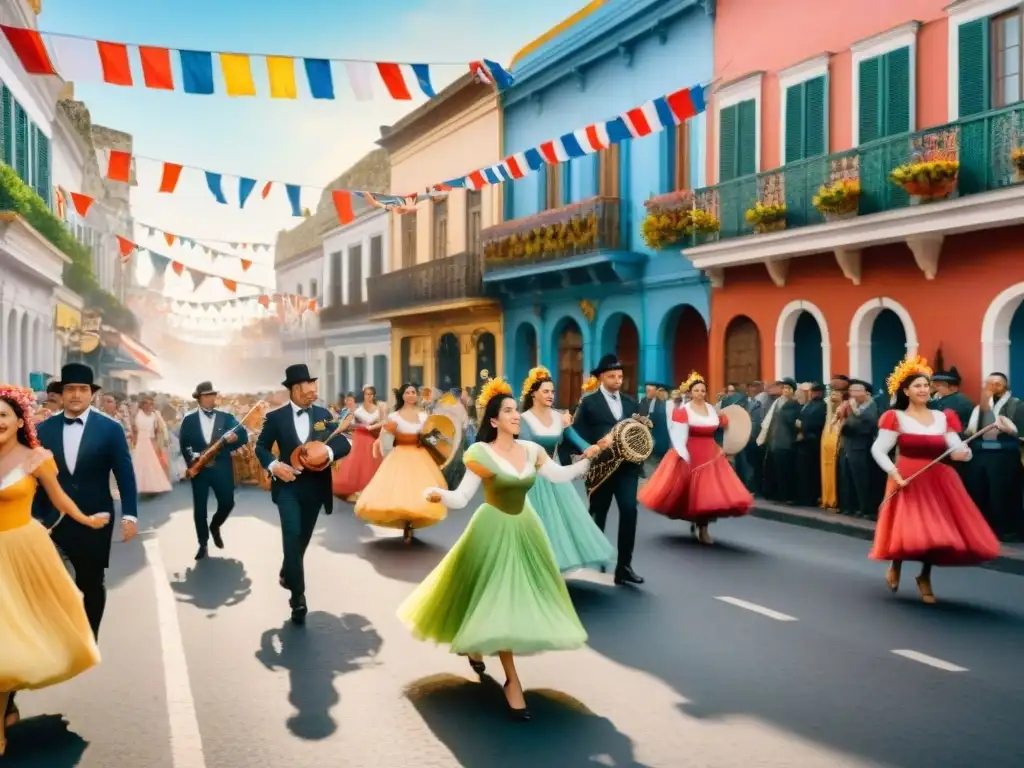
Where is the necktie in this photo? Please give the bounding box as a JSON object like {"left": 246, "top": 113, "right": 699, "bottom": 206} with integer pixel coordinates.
{"left": 63, "top": 416, "right": 83, "bottom": 425}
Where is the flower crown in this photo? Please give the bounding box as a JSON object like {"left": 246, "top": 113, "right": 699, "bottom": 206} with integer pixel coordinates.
{"left": 0, "top": 384, "right": 40, "bottom": 448}
{"left": 438, "top": 392, "right": 459, "bottom": 407}
{"left": 521, "top": 366, "right": 552, "bottom": 399}
{"left": 581, "top": 375, "right": 599, "bottom": 394}
{"left": 681, "top": 371, "right": 705, "bottom": 391}
{"left": 476, "top": 375, "right": 513, "bottom": 411}
{"left": 886, "top": 355, "right": 933, "bottom": 396}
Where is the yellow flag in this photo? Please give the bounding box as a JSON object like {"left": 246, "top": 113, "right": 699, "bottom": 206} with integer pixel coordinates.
{"left": 220, "top": 53, "right": 256, "bottom": 97}
{"left": 266, "top": 56, "right": 297, "bottom": 99}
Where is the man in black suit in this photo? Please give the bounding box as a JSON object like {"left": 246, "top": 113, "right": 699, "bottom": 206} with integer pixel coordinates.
{"left": 179, "top": 381, "right": 247, "bottom": 560}
{"left": 256, "top": 364, "right": 351, "bottom": 624}
{"left": 571, "top": 354, "right": 644, "bottom": 586}
{"left": 33, "top": 363, "right": 139, "bottom": 637}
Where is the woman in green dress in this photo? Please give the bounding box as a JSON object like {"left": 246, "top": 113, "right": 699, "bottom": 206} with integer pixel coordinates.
{"left": 397, "top": 378, "right": 602, "bottom": 720}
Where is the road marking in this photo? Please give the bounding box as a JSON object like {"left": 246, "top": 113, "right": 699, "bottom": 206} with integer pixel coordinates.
{"left": 714, "top": 596, "right": 798, "bottom": 622}
{"left": 144, "top": 537, "right": 207, "bottom": 768}
{"left": 891, "top": 649, "right": 968, "bottom": 672}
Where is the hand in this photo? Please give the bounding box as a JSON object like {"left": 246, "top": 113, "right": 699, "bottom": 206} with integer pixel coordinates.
{"left": 950, "top": 447, "right": 970, "bottom": 462}
{"left": 87, "top": 513, "right": 111, "bottom": 530}
{"left": 224, "top": 431, "right": 238, "bottom": 444}
{"left": 597, "top": 436, "right": 612, "bottom": 450}
{"left": 121, "top": 518, "right": 138, "bottom": 541}
{"left": 561, "top": 411, "right": 571, "bottom": 429}
{"left": 272, "top": 462, "right": 298, "bottom": 482}
{"left": 372, "top": 440, "right": 382, "bottom": 459}
{"left": 997, "top": 415, "right": 1016, "bottom": 433}
{"left": 890, "top": 471, "right": 907, "bottom": 487}
{"left": 424, "top": 488, "right": 442, "bottom": 503}
{"left": 582, "top": 445, "right": 601, "bottom": 459}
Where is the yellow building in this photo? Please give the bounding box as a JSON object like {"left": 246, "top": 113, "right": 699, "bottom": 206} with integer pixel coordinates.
{"left": 370, "top": 73, "right": 503, "bottom": 392}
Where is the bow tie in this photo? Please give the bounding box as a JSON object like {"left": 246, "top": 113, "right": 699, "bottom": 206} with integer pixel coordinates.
{"left": 201, "top": 410, "right": 215, "bottom": 418}
{"left": 608, "top": 394, "right": 619, "bottom": 401}
{"left": 296, "top": 408, "right": 309, "bottom": 417}
{"left": 64, "top": 416, "right": 83, "bottom": 425}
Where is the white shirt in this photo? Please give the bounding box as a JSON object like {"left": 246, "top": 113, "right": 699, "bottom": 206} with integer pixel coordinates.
{"left": 600, "top": 386, "right": 623, "bottom": 421}
{"left": 199, "top": 408, "right": 217, "bottom": 444}
{"left": 267, "top": 401, "right": 336, "bottom": 476}
{"left": 62, "top": 406, "right": 136, "bottom": 522}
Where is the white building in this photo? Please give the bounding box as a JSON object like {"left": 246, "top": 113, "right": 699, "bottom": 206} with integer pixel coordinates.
{"left": 277, "top": 243, "right": 325, "bottom": 376}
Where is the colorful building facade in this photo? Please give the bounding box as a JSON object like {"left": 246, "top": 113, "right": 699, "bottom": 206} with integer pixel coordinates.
{"left": 371, "top": 74, "right": 504, "bottom": 392}
{"left": 685, "top": 0, "right": 1024, "bottom": 394}
{"left": 491, "top": 0, "right": 715, "bottom": 406}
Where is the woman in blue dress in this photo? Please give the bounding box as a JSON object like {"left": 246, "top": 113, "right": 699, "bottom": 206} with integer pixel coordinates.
{"left": 518, "top": 367, "right": 615, "bottom": 572}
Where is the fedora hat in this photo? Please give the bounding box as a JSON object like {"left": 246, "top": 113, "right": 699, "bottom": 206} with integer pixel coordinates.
{"left": 192, "top": 381, "right": 218, "bottom": 399}
{"left": 282, "top": 363, "right": 317, "bottom": 389}
{"left": 590, "top": 354, "right": 623, "bottom": 378}
{"left": 56, "top": 363, "right": 100, "bottom": 393}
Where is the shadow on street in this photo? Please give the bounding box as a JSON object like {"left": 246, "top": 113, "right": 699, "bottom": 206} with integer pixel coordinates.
{"left": 171, "top": 556, "right": 253, "bottom": 614}
{"left": 255, "top": 611, "right": 382, "bottom": 740}
{"left": 2, "top": 715, "right": 88, "bottom": 767}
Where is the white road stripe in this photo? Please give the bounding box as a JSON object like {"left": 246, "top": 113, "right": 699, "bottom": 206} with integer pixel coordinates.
{"left": 714, "top": 596, "right": 798, "bottom": 622}
{"left": 891, "top": 649, "right": 968, "bottom": 672}
{"left": 144, "top": 537, "right": 207, "bottom": 768}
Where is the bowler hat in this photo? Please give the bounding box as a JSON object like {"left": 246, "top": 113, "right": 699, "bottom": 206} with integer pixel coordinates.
{"left": 192, "top": 381, "right": 219, "bottom": 399}
{"left": 56, "top": 363, "right": 100, "bottom": 393}
{"left": 282, "top": 363, "right": 317, "bottom": 389}
{"left": 590, "top": 354, "right": 623, "bottom": 378}
{"left": 931, "top": 366, "right": 962, "bottom": 384}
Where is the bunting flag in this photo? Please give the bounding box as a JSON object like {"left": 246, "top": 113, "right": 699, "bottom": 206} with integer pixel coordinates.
{"left": 0, "top": 25, "right": 514, "bottom": 101}
{"left": 135, "top": 220, "right": 273, "bottom": 252}
{"left": 143, "top": 248, "right": 273, "bottom": 291}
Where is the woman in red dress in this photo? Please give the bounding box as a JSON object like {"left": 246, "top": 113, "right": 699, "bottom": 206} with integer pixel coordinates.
{"left": 333, "top": 387, "right": 386, "bottom": 502}
{"left": 639, "top": 373, "right": 753, "bottom": 545}
{"left": 869, "top": 356, "right": 1001, "bottom": 604}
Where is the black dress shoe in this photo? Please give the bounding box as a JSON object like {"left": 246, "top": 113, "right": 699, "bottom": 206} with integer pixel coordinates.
{"left": 614, "top": 566, "right": 644, "bottom": 586}
{"left": 503, "top": 680, "right": 530, "bottom": 721}
{"left": 210, "top": 525, "right": 224, "bottom": 549}
{"left": 290, "top": 596, "right": 307, "bottom": 625}
{"left": 195, "top": 545, "right": 208, "bottom": 561}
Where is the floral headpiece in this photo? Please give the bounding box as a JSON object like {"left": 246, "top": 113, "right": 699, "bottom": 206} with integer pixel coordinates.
{"left": 581, "top": 375, "right": 599, "bottom": 394}
{"left": 521, "top": 366, "right": 552, "bottom": 399}
{"left": 0, "top": 384, "right": 40, "bottom": 448}
{"left": 681, "top": 371, "right": 705, "bottom": 392}
{"left": 886, "top": 355, "right": 933, "bottom": 396}
{"left": 438, "top": 391, "right": 459, "bottom": 407}
{"left": 476, "top": 375, "right": 513, "bottom": 412}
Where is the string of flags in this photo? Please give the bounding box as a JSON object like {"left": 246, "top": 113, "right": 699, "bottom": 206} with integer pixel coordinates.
{"left": 0, "top": 24, "right": 514, "bottom": 102}
{"left": 135, "top": 221, "right": 274, "bottom": 252}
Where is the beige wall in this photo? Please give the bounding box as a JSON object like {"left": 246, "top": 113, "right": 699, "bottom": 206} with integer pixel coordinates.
{"left": 387, "top": 95, "right": 502, "bottom": 270}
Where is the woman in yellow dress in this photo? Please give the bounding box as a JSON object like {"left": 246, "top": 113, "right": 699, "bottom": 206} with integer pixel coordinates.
{"left": 0, "top": 385, "right": 111, "bottom": 754}
{"left": 354, "top": 383, "right": 447, "bottom": 543}
{"left": 820, "top": 386, "right": 845, "bottom": 510}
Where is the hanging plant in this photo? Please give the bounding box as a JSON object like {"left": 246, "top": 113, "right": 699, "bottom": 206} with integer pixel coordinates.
{"left": 889, "top": 159, "right": 959, "bottom": 200}
{"left": 745, "top": 201, "right": 787, "bottom": 234}
{"left": 813, "top": 178, "right": 860, "bottom": 220}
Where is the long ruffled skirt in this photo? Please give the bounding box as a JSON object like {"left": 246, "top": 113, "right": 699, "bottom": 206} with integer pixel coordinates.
{"left": 133, "top": 438, "right": 172, "bottom": 494}
{"left": 528, "top": 475, "right": 614, "bottom": 572}
{"left": 354, "top": 444, "right": 447, "bottom": 529}
{"left": 333, "top": 428, "right": 382, "bottom": 499}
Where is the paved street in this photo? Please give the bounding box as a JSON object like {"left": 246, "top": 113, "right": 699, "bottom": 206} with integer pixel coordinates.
{"left": 5, "top": 482, "right": 1023, "bottom": 768}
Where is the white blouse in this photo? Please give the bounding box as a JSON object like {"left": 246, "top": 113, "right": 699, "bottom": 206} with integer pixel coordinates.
{"left": 668, "top": 403, "right": 721, "bottom": 463}
{"left": 355, "top": 405, "right": 381, "bottom": 425}
{"left": 388, "top": 411, "right": 426, "bottom": 435}
{"left": 870, "top": 409, "right": 971, "bottom": 475}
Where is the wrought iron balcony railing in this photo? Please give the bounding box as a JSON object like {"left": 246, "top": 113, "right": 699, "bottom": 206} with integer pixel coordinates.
{"left": 481, "top": 195, "right": 621, "bottom": 271}
{"left": 318, "top": 298, "right": 371, "bottom": 325}
{"left": 367, "top": 251, "right": 486, "bottom": 316}
{"left": 691, "top": 103, "right": 1024, "bottom": 243}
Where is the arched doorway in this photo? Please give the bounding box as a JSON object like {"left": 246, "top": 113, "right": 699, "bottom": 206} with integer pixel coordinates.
{"left": 667, "top": 305, "right": 708, "bottom": 384}
{"left": 512, "top": 322, "right": 538, "bottom": 386}
{"left": 555, "top": 319, "right": 583, "bottom": 409}
{"left": 475, "top": 330, "right": 496, "bottom": 388}
{"left": 869, "top": 309, "right": 906, "bottom": 392}
{"left": 1010, "top": 303, "right": 1024, "bottom": 386}
{"left": 436, "top": 332, "right": 461, "bottom": 391}
{"left": 599, "top": 313, "right": 640, "bottom": 397}
{"left": 793, "top": 311, "right": 823, "bottom": 383}
{"left": 724, "top": 315, "right": 761, "bottom": 387}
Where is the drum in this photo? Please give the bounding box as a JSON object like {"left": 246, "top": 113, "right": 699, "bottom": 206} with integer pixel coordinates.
{"left": 419, "top": 413, "right": 462, "bottom": 469}
{"left": 719, "top": 404, "right": 753, "bottom": 455}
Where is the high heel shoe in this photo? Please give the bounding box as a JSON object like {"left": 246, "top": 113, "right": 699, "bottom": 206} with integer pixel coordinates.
{"left": 503, "top": 680, "right": 530, "bottom": 721}
{"left": 915, "top": 576, "right": 936, "bottom": 605}
{"left": 886, "top": 563, "right": 902, "bottom": 593}
{"left": 403, "top": 524, "right": 414, "bottom": 544}
{"left": 461, "top": 654, "right": 485, "bottom": 675}
{"left": 697, "top": 524, "right": 713, "bottom": 546}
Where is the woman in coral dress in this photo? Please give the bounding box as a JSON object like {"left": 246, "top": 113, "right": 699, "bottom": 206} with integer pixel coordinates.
{"left": 132, "top": 397, "right": 172, "bottom": 494}
{"left": 869, "top": 356, "right": 1001, "bottom": 603}
{"left": 333, "top": 387, "right": 385, "bottom": 502}
{"left": 0, "top": 386, "right": 110, "bottom": 754}
{"left": 639, "top": 373, "right": 753, "bottom": 545}
{"left": 354, "top": 383, "right": 447, "bottom": 543}
{"left": 398, "top": 380, "right": 601, "bottom": 719}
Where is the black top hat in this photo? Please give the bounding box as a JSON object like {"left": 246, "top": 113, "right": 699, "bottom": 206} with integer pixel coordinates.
{"left": 931, "top": 366, "right": 962, "bottom": 384}
{"left": 282, "top": 363, "right": 317, "bottom": 389}
{"left": 810, "top": 382, "right": 826, "bottom": 393}
{"left": 192, "top": 381, "right": 219, "bottom": 399}
{"left": 590, "top": 354, "right": 622, "bottom": 378}
{"left": 56, "top": 363, "right": 100, "bottom": 393}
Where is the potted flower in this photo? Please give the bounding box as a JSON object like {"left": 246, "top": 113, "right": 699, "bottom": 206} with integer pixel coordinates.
{"left": 689, "top": 208, "right": 721, "bottom": 244}
{"left": 1012, "top": 148, "right": 1024, "bottom": 180}
{"left": 889, "top": 158, "right": 959, "bottom": 202}
{"left": 642, "top": 190, "right": 698, "bottom": 250}
{"left": 813, "top": 178, "right": 860, "bottom": 221}
{"left": 745, "top": 201, "right": 787, "bottom": 234}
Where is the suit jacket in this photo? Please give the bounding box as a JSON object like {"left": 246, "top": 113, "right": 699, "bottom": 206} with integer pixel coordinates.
{"left": 33, "top": 408, "right": 139, "bottom": 566}
{"left": 798, "top": 398, "right": 828, "bottom": 443}
{"left": 254, "top": 403, "right": 350, "bottom": 512}
{"left": 928, "top": 392, "right": 974, "bottom": 437}
{"left": 767, "top": 398, "right": 801, "bottom": 451}
{"left": 573, "top": 389, "right": 642, "bottom": 477}
{"left": 840, "top": 400, "right": 879, "bottom": 452}
{"left": 179, "top": 409, "right": 246, "bottom": 481}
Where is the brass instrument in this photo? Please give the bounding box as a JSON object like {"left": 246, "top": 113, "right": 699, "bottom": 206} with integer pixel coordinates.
{"left": 185, "top": 401, "right": 270, "bottom": 479}
{"left": 584, "top": 415, "right": 655, "bottom": 494}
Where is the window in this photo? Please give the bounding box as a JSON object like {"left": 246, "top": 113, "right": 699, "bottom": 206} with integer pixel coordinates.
{"left": 339, "top": 357, "right": 350, "bottom": 394}
{"left": 373, "top": 354, "right": 388, "bottom": 393}
{"left": 35, "top": 127, "right": 50, "bottom": 207}
{"left": 467, "top": 190, "right": 482, "bottom": 253}
{"left": 296, "top": 283, "right": 302, "bottom": 296}
{"left": 432, "top": 197, "right": 448, "bottom": 259}
{"left": 401, "top": 211, "right": 417, "bottom": 267}
{"left": 783, "top": 75, "right": 827, "bottom": 163}
{"left": 598, "top": 143, "right": 620, "bottom": 197}
{"left": 347, "top": 244, "right": 363, "bottom": 304}
{"left": 544, "top": 163, "right": 562, "bottom": 209}
{"left": 354, "top": 357, "right": 366, "bottom": 391}
{"left": 992, "top": 11, "right": 1021, "bottom": 107}
{"left": 664, "top": 123, "right": 691, "bottom": 191}
{"left": 851, "top": 23, "right": 917, "bottom": 144}
{"left": 369, "top": 235, "right": 383, "bottom": 276}
{"left": 329, "top": 251, "right": 342, "bottom": 306}
{"left": 718, "top": 100, "right": 756, "bottom": 182}
{"left": 14, "top": 102, "right": 27, "bottom": 181}
{"left": 310, "top": 279, "right": 318, "bottom": 303}
{"left": 0, "top": 86, "right": 11, "bottom": 165}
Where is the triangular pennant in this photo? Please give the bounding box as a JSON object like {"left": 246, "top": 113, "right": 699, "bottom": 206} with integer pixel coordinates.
{"left": 190, "top": 270, "right": 206, "bottom": 292}
{"left": 240, "top": 259, "right": 253, "bottom": 272}
{"left": 222, "top": 278, "right": 238, "bottom": 293}
{"left": 70, "top": 192, "right": 95, "bottom": 217}
{"left": 115, "top": 235, "right": 137, "bottom": 262}
{"left": 171, "top": 260, "right": 185, "bottom": 276}
{"left": 164, "top": 232, "right": 176, "bottom": 247}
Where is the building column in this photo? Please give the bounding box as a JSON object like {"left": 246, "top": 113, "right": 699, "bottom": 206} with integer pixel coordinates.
{"left": 0, "top": 302, "right": 7, "bottom": 382}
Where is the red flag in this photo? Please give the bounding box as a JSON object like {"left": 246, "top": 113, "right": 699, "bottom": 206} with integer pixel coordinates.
{"left": 0, "top": 26, "right": 56, "bottom": 75}
{"left": 106, "top": 150, "right": 132, "bottom": 183}
{"left": 158, "top": 163, "right": 183, "bottom": 193}
{"left": 163, "top": 232, "right": 176, "bottom": 247}
{"left": 69, "top": 192, "right": 94, "bottom": 217}
{"left": 139, "top": 46, "right": 174, "bottom": 90}
{"left": 97, "top": 41, "right": 133, "bottom": 86}
{"left": 222, "top": 278, "right": 237, "bottom": 292}
{"left": 257, "top": 295, "right": 270, "bottom": 309}
{"left": 332, "top": 190, "right": 355, "bottom": 225}
{"left": 115, "top": 236, "right": 136, "bottom": 261}
{"left": 376, "top": 63, "right": 412, "bottom": 100}
{"left": 261, "top": 181, "right": 273, "bottom": 199}
{"left": 240, "top": 259, "right": 252, "bottom": 272}
{"left": 171, "top": 261, "right": 185, "bottom": 276}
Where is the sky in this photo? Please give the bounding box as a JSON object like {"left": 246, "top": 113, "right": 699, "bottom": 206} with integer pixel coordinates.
{"left": 39, "top": 0, "right": 588, "bottom": 302}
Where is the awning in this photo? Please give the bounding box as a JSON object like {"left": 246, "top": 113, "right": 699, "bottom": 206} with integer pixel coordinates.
{"left": 114, "top": 333, "right": 160, "bottom": 376}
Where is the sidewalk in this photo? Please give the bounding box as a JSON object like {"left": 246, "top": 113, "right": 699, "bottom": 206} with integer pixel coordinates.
{"left": 751, "top": 500, "right": 1024, "bottom": 576}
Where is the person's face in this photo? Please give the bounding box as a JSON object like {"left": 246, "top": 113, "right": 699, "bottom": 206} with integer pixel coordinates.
{"left": 690, "top": 382, "right": 707, "bottom": 402}
{"left": 830, "top": 378, "right": 849, "bottom": 394}
{"left": 402, "top": 386, "right": 418, "bottom": 406}
{"left": 768, "top": 383, "right": 782, "bottom": 396}
{"left": 291, "top": 380, "right": 318, "bottom": 406}
{"left": 46, "top": 392, "right": 62, "bottom": 410}
{"left": 601, "top": 370, "right": 623, "bottom": 392}
{"left": 644, "top": 385, "right": 657, "bottom": 399}
{"left": 198, "top": 393, "right": 217, "bottom": 410}
{"left": 0, "top": 399, "right": 23, "bottom": 448}
{"left": 904, "top": 376, "right": 931, "bottom": 405}
{"left": 829, "top": 389, "right": 844, "bottom": 405}
{"left": 345, "top": 396, "right": 356, "bottom": 411}
{"left": 362, "top": 387, "right": 375, "bottom": 403}
{"left": 726, "top": 384, "right": 736, "bottom": 395}
{"left": 849, "top": 384, "right": 868, "bottom": 402}
{"left": 987, "top": 375, "right": 1008, "bottom": 397}
{"left": 141, "top": 398, "right": 154, "bottom": 413}
{"left": 62, "top": 383, "right": 92, "bottom": 416}
{"left": 933, "top": 381, "right": 952, "bottom": 397}
{"left": 101, "top": 395, "right": 117, "bottom": 415}
{"left": 536, "top": 380, "right": 555, "bottom": 408}
{"left": 490, "top": 396, "right": 520, "bottom": 435}
{"left": 781, "top": 385, "right": 795, "bottom": 398}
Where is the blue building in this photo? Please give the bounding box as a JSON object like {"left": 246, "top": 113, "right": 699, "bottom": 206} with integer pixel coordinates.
{"left": 486, "top": 0, "right": 715, "bottom": 406}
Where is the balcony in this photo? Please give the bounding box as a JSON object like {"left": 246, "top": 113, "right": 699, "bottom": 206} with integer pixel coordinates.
{"left": 481, "top": 196, "right": 644, "bottom": 294}
{"left": 366, "top": 251, "right": 492, "bottom": 319}
{"left": 685, "top": 104, "right": 1024, "bottom": 287}
{"left": 318, "top": 299, "right": 372, "bottom": 326}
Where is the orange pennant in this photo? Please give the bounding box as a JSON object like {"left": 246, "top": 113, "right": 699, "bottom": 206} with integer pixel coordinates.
{"left": 70, "top": 192, "right": 94, "bottom": 217}
{"left": 106, "top": 149, "right": 132, "bottom": 182}
{"left": 222, "top": 278, "right": 237, "bottom": 292}
{"left": 158, "top": 162, "right": 183, "bottom": 193}
{"left": 164, "top": 232, "right": 176, "bottom": 246}
{"left": 307, "top": 299, "right": 318, "bottom": 312}
{"left": 171, "top": 261, "right": 185, "bottom": 276}
{"left": 261, "top": 182, "right": 272, "bottom": 199}
{"left": 240, "top": 259, "right": 252, "bottom": 272}
{"left": 115, "top": 235, "right": 136, "bottom": 261}
{"left": 257, "top": 295, "right": 270, "bottom": 309}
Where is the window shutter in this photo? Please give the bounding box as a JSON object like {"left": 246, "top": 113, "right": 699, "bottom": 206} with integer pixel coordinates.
{"left": 718, "top": 103, "right": 738, "bottom": 181}
{"left": 1, "top": 87, "right": 11, "bottom": 166}
{"left": 784, "top": 83, "right": 804, "bottom": 163}
{"left": 958, "top": 19, "right": 990, "bottom": 117}
{"left": 858, "top": 56, "right": 882, "bottom": 144}
{"left": 737, "top": 98, "right": 757, "bottom": 176}
{"left": 14, "top": 102, "right": 27, "bottom": 180}
{"left": 37, "top": 130, "right": 50, "bottom": 208}
{"left": 803, "top": 75, "right": 827, "bottom": 158}
{"left": 884, "top": 46, "right": 911, "bottom": 136}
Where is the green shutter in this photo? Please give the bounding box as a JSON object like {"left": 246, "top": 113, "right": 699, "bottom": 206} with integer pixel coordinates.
{"left": 737, "top": 98, "right": 757, "bottom": 176}
{"left": 14, "top": 102, "right": 27, "bottom": 180}
{"left": 28, "top": 122, "right": 36, "bottom": 191}
{"left": 1, "top": 87, "right": 11, "bottom": 166}
{"left": 958, "top": 19, "right": 990, "bottom": 117}
{"left": 718, "top": 103, "right": 738, "bottom": 181}
{"left": 804, "top": 75, "right": 827, "bottom": 158}
{"left": 884, "top": 46, "right": 911, "bottom": 136}
{"left": 858, "top": 56, "right": 882, "bottom": 144}
{"left": 784, "top": 83, "right": 804, "bottom": 163}
{"left": 37, "top": 129, "right": 50, "bottom": 208}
